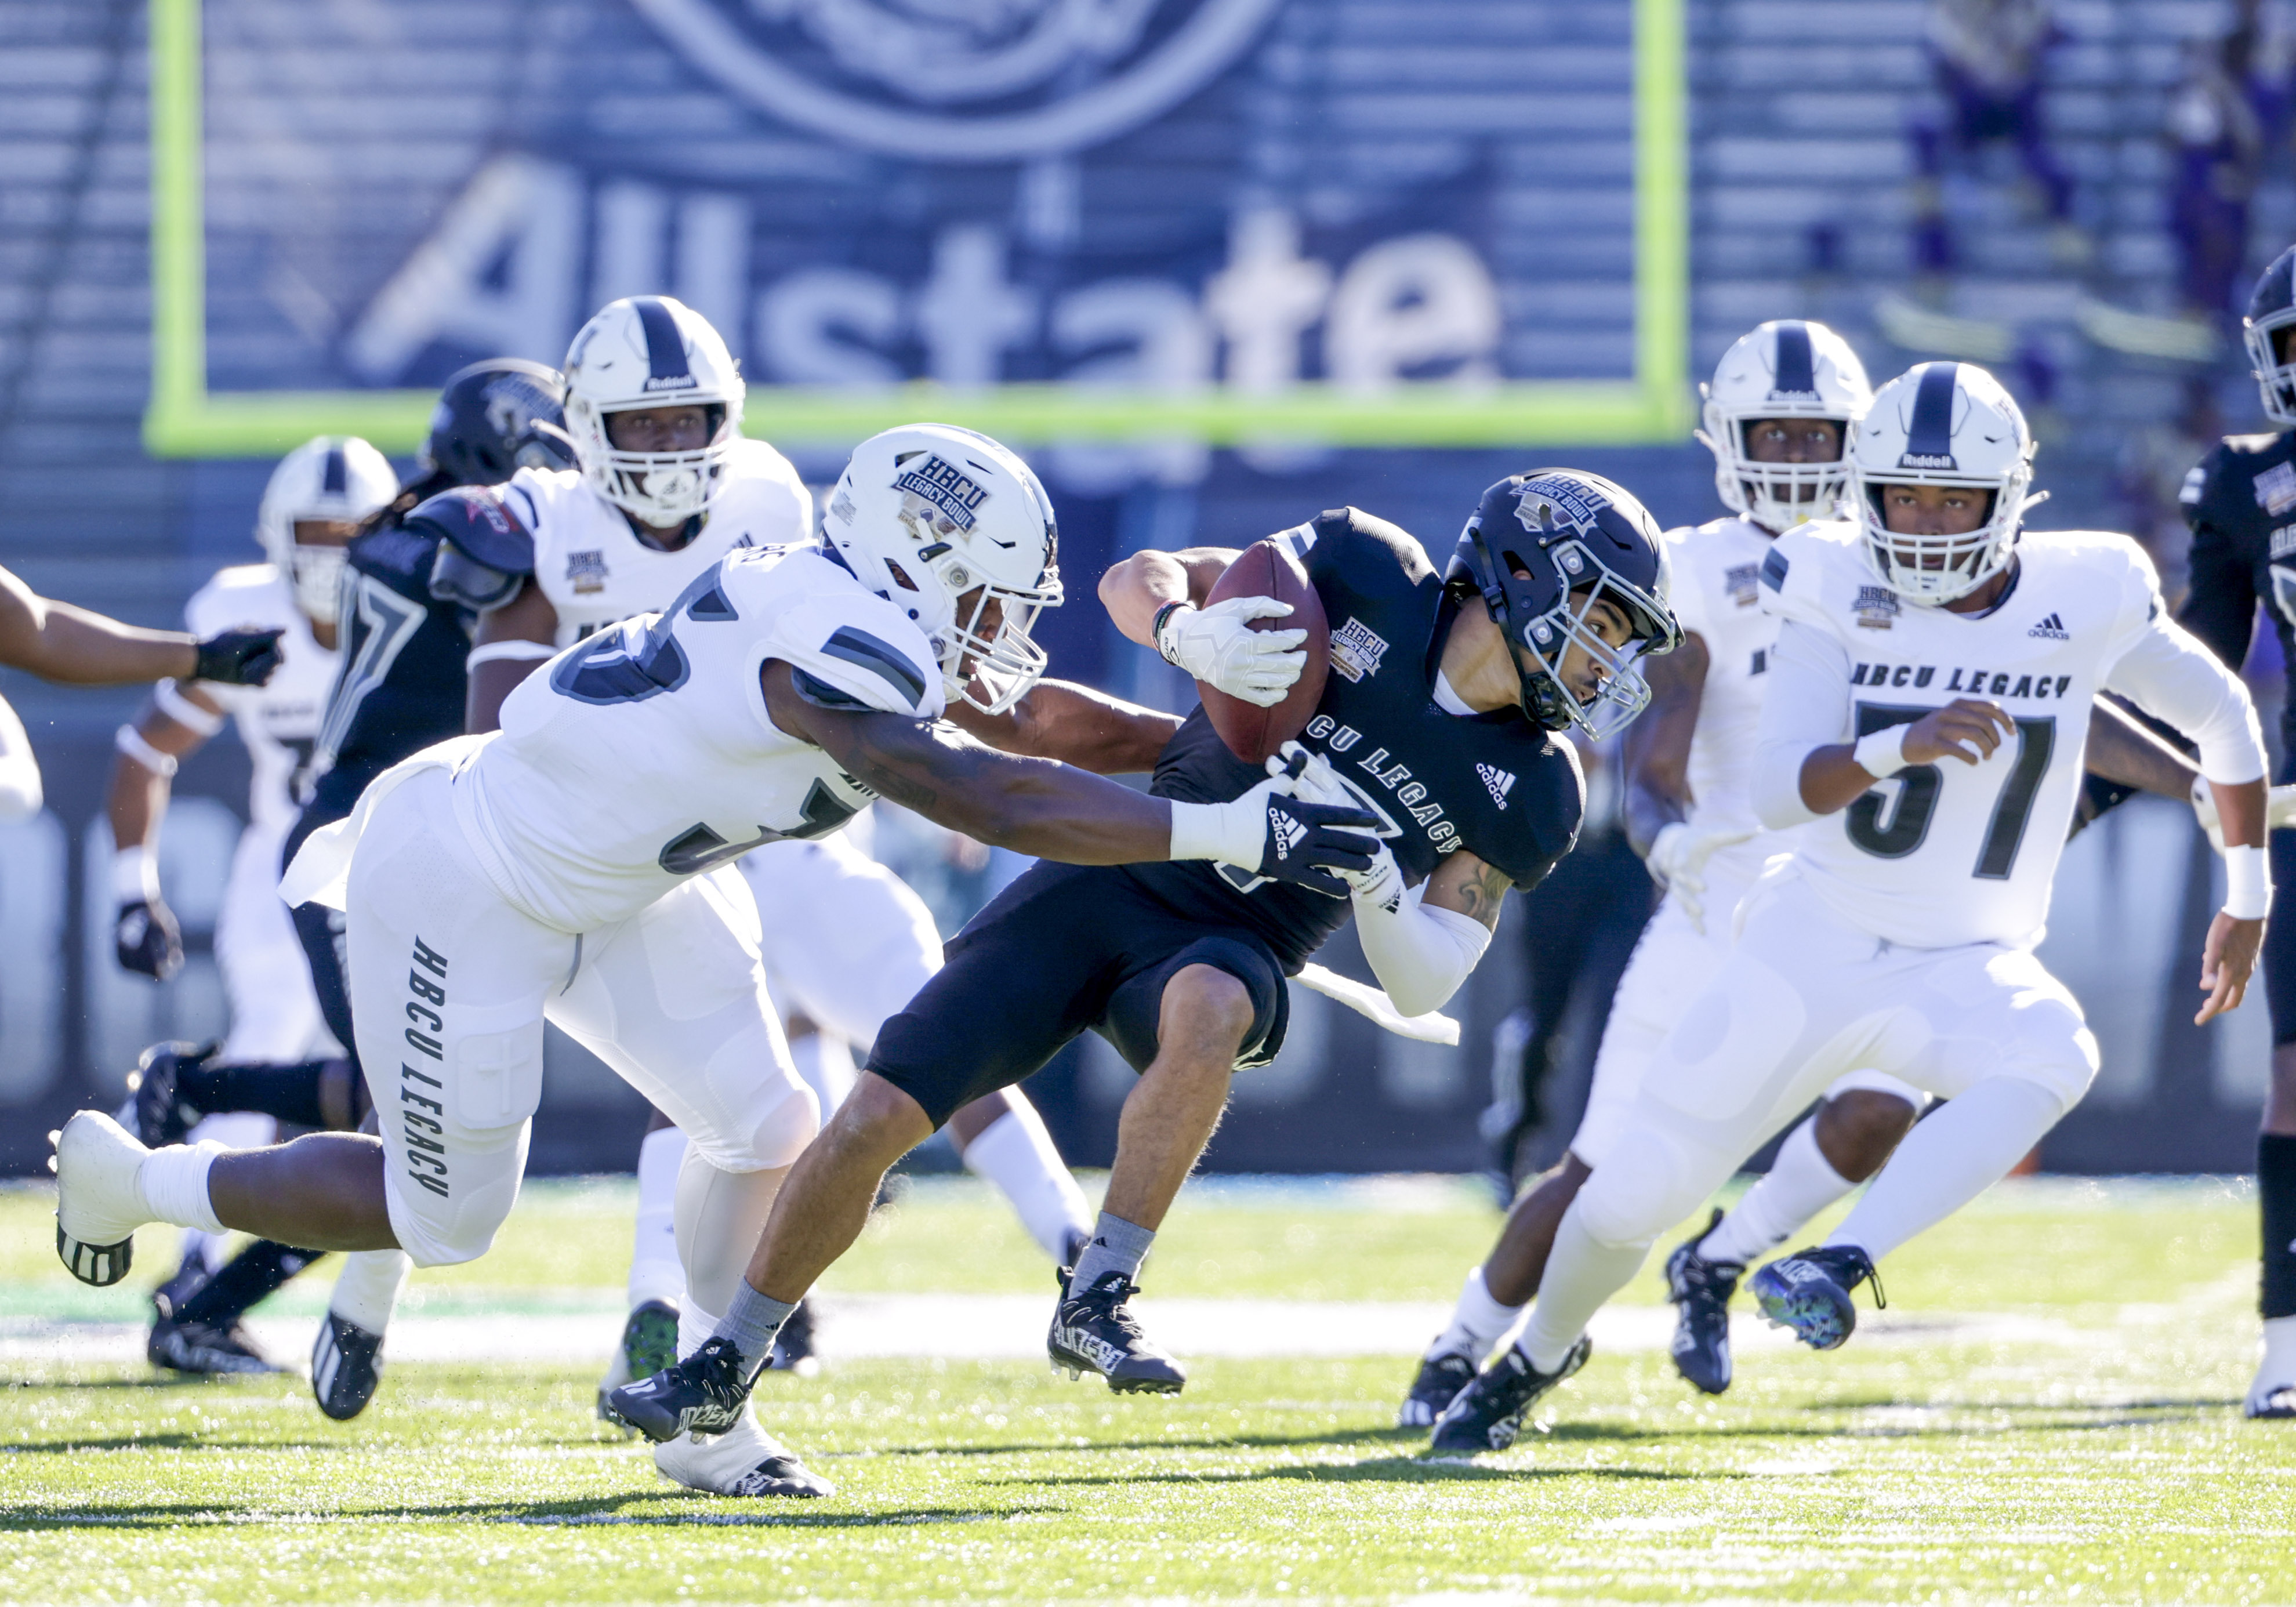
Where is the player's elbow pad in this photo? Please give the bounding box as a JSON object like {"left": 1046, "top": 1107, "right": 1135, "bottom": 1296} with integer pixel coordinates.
{"left": 1354, "top": 893, "right": 1490, "bottom": 1020}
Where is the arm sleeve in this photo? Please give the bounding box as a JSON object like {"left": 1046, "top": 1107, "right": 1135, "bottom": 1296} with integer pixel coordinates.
{"left": 2177, "top": 514, "right": 2259, "bottom": 672}
{"left": 1352, "top": 882, "right": 1492, "bottom": 1018}
{"left": 2102, "top": 615, "right": 2269, "bottom": 786}
{"left": 1750, "top": 618, "right": 1856, "bottom": 829}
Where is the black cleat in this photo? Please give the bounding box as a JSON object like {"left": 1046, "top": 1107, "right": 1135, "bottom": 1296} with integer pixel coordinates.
{"left": 1396, "top": 1348, "right": 1479, "bottom": 1427}
{"left": 150, "top": 1256, "right": 211, "bottom": 1323}
{"left": 598, "top": 1300, "right": 681, "bottom": 1428}
{"left": 118, "top": 1040, "right": 216, "bottom": 1148}
{"left": 1749, "top": 1244, "right": 1884, "bottom": 1351}
{"left": 2246, "top": 1383, "right": 2296, "bottom": 1421}
{"left": 1049, "top": 1268, "right": 1185, "bottom": 1394}
{"left": 148, "top": 1315, "right": 281, "bottom": 1376}
{"left": 608, "top": 1336, "right": 756, "bottom": 1444}
{"left": 768, "top": 1297, "right": 817, "bottom": 1375}
{"left": 311, "top": 1311, "right": 386, "bottom": 1420}
{"left": 1428, "top": 1336, "right": 1591, "bottom": 1453}
{"left": 1664, "top": 1209, "right": 1743, "bottom": 1395}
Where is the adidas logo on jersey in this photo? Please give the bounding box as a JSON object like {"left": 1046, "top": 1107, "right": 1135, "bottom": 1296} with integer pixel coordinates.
{"left": 1477, "top": 764, "right": 1516, "bottom": 809}
{"left": 2027, "top": 613, "right": 2070, "bottom": 641}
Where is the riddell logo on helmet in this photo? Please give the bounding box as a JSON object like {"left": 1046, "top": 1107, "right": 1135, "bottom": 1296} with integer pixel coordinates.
{"left": 892, "top": 455, "right": 991, "bottom": 532}
{"left": 1897, "top": 453, "right": 1957, "bottom": 470}
{"left": 640, "top": 372, "right": 698, "bottom": 393}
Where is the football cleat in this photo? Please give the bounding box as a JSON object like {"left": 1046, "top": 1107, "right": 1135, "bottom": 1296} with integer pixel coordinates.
{"left": 150, "top": 1255, "right": 211, "bottom": 1322}
{"left": 2245, "top": 1382, "right": 2296, "bottom": 1420}
{"left": 597, "top": 1300, "right": 681, "bottom": 1429}
{"left": 1048, "top": 1267, "right": 1185, "bottom": 1394}
{"left": 652, "top": 1405, "right": 833, "bottom": 1499}
{"left": 149, "top": 1315, "right": 281, "bottom": 1376}
{"left": 50, "top": 1111, "right": 153, "bottom": 1287}
{"left": 1664, "top": 1209, "right": 1743, "bottom": 1395}
{"left": 1428, "top": 1336, "right": 1592, "bottom": 1453}
{"left": 608, "top": 1336, "right": 756, "bottom": 1444}
{"left": 1750, "top": 1244, "right": 1885, "bottom": 1351}
{"left": 768, "top": 1297, "right": 817, "bottom": 1376}
{"left": 1395, "top": 1348, "right": 1479, "bottom": 1428}
{"left": 311, "top": 1311, "right": 387, "bottom": 1421}
{"left": 117, "top": 1040, "right": 216, "bottom": 1148}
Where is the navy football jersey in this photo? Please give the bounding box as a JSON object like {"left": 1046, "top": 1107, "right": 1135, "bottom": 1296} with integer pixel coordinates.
{"left": 1125, "top": 507, "right": 1584, "bottom": 970}
{"left": 2180, "top": 429, "right": 2296, "bottom": 769}
{"left": 304, "top": 514, "right": 471, "bottom": 825}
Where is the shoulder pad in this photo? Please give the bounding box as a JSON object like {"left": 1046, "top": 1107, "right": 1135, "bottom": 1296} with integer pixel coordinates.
{"left": 772, "top": 595, "right": 944, "bottom": 720}
{"left": 404, "top": 487, "right": 534, "bottom": 576}
{"left": 1305, "top": 507, "right": 1435, "bottom": 585}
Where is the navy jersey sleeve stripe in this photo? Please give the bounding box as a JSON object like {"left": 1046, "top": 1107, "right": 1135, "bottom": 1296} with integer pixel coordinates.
{"left": 823, "top": 626, "right": 928, "bottom": 705}
{"left": 1760, "top": 548, "right": 1790, "bottom": 590}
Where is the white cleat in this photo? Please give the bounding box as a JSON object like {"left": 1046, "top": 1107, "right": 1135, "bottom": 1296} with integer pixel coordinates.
{"left": 652, "top": 1404, "right": 834, "bottom": 1499}
{"left": 50, "top": 1111, "right": 154, "bottom": 1287}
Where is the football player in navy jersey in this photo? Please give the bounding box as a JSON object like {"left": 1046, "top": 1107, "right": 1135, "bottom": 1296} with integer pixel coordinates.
{"left": 606, "top": 469, "right": 1679, "bottom": 1459}
{"left": 2175, "top": 241, "right": 2296, "bottom": 1422}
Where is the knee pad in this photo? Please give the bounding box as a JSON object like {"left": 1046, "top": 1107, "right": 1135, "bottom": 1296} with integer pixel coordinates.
{"left": 1575, "top": 1124, "right": 1729, "bottom": 1250}
{"left": 700, "top": 1029, "right": 819, "bottom": 1173}
{"left": 380, "top": 1167, "right": 517, "bottom": 1269}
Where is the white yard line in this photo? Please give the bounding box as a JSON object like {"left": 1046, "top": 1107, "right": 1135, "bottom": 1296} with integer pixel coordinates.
{"left": 0, "top": 1294, "right": 2088, "bottom": 1368}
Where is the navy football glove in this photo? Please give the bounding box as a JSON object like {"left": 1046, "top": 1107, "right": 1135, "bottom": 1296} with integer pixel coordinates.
{"left": 116, "top": 898, "right": 184, "bottom": 981}
{"left": 193, "top": 627, "right": 285, "bottom": 687}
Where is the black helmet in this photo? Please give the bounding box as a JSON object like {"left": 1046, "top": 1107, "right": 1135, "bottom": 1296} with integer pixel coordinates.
{"left": 1444, "top": 469, "right": 1680, "bottom": 738}
{"left": 2246, "top": 244, "right": 2296, "bottom": 427}
{"left": 418, "top": 358, "right": 572, "bottom": 485}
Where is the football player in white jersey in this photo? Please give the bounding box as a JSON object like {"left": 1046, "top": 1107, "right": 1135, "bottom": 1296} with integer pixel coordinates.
{"left": 53, "top": 422, "right": 1375, "bottom": 1500}
{"left": 1434, "top": 361, "right": 2272, "bottom": 1451}
{"left": 104, "top": 436, "right": 392, "bottom": 1374}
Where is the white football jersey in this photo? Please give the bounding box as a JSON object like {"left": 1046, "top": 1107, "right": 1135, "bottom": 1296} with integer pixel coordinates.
{"left": 1760, "top": 521, "right": 2220, "bottom": 950}
{"left": 459, "top": 546, "right": 945, "bottom": 933}
{"left": 1664, "top": 516, "right": 1790, "bottom": 887}
{"left": 183, "top": 564, "right": 340, "bottom": 829}
{"left": 500, "top": 438, "right": 813, "bottom": 646}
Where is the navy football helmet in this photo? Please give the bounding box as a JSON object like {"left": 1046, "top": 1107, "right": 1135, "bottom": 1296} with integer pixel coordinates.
{"left": 418, "top": 358, "right": 571, "bottom": 486}
{"left": 2246, "top": 244, "right": 2296, "bottom": 427}
{"left": 1446, "top": 469, "right": 1680, "bottom": 738}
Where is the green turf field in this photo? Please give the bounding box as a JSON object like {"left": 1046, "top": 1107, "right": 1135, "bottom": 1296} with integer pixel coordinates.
{"left": 3, "top": 1174, "right": 2290, "bottom": 1604}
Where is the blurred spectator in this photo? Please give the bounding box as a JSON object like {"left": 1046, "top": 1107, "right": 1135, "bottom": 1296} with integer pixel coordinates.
{"left": 2164, "top": 8, "right": 2286, "bottom": 325}
{"left": 1910, "top": 0, "right": 2080, "bottom": 277}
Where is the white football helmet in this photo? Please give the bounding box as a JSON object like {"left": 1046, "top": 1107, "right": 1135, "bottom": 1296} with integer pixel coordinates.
{"left": 824, "top": 425, "right": 1064, "bottom": 716}
{"left": 1698, "top": 320, "right": 1873, "bottom": 534}
{"left": 563, "top": 296, "right": 745, "bottom": 526}
{"left": 1849, "top": 361, "right": 2042, "bottom": 605}
{"left": 256, "top": 436, "right": 397, "bottom": 625}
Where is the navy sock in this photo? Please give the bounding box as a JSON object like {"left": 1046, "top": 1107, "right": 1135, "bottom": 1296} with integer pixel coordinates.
{"left": 178, "top": 1059, "right": 333, "bottom": 1129}
{"left": 2262, "top": 1134, "right": 2296, "bottom": 1320}
{"left": 176, "top": 1240, "right": 326, "bottom": 1326}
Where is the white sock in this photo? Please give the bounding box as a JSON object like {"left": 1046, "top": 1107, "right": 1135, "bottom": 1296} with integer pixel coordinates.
{"left": 1515, "top": 1204, "right": 1651, "bottom": 1374}
{"left": 329, "top": 1249, "right": 411, "bottom": 1334}
{"left": 678, "top": 1302, "right": 720, "bottom": 1363}
{"left": 2253, "top": 1315, "right": 2296, "bottom": 1394}
{"left": 629, "top": 1126, "right": 688, "bottom": 1311}
{"left": 1430, "top": 1265, "right": 1525, "bottom": 1361}
{"left": 1826, "top": 1078, "right": 2062, "bottom": 1263}
{"left": 137, "top": 1142, "right": 224, "bottom": 1234}
{"left": 1700, "top": 1118, "right": 1854, "bottom": 1267}
{"left": 961, "top": 1106, "right": 1093, "bottom": 1264}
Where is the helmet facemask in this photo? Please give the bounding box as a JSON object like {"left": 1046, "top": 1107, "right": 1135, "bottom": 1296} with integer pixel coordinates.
{"left": 1856, "top": 469, "right": 2030, "bottom": 605}
{"left": 938, "top": 568, "right": 1062, "bottom": 716}
{"left": 1499, "top": 539, "right": 1679, "bottom": 740}
{"left": 1703, "top": 413, "right": 1854, "bottom": 534}
{"left": 2248, "top": 306, "right": 2296, "bottom": 427}
{"left": 584, "top": 401, "right": 735, "bottom": 527}
{"left": 288, "top": 538, "right": 350, "bottom": 626}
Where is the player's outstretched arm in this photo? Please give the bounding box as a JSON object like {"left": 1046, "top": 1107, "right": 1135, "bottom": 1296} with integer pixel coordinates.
{"left": 104, "top": 685, "right": 220, "bottom": 981}
{"left": 0, "top": 563, "right": 198, "bottom": 685}
{"left": 943, "top": 678, "right": 1183, "bottom": 775}
{"left": 762, "top": 662, "right": 1376, "bottom": 889}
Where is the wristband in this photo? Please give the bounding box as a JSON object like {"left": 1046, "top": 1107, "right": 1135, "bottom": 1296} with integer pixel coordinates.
{"left": 114, "top": 723, "right": 179, "bottom": 778}
{"left": 154, "top": 679, "right": 225, "bottom": 736}
{"left": 113, "top": 844, "right": 162, "bottom": 904}
{"left": 2225, "top": 843, "right": 2273, "bottom": 920}
{"left": 1851, "top": 724, "right": 1910, "bottom": 779}
{"left": 1151, "top": 602, "right": 1191, "bottom": 667}
{"left": 467, "top": 639, "right": 558, "bottom": 669}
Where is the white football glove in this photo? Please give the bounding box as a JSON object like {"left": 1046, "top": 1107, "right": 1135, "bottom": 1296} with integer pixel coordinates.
{"left": 1156, "top": 597, "right": 1308, "bottom": 708}
{"left": 1645, "top": 821, "right": 1757, "bottom": 936}
{"left": 2192, "top": 776, "right": 2296, "bottom": 853}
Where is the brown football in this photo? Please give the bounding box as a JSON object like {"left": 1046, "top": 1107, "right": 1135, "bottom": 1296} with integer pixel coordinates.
{"left": 1197, "top": 538, "right": 1330, "bottom": 764}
